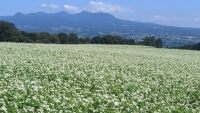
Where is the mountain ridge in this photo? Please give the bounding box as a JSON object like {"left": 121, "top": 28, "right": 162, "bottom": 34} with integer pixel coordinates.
{"left": 1, "top": 11, "right": 200, "bottom": 46}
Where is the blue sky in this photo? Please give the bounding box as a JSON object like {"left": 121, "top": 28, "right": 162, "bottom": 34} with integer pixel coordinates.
{"left": 0, "top": 0, "right": 200, "bottom": 28}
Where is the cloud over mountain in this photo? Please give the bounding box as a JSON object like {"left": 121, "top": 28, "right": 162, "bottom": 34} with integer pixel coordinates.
{"left": 87, "top": 1, "right": 133, "bottom": 13}
{"left": 40, "top": 1, "right": 133, "bottom": 14}
{"left": 40, "top": 4, "right": 47, "bottom": 7}
{"left": 40, "top": 4, "right": 60, "bottom": 9}
{"left": 64, "top": 5, "right": 80, "bottom": 12}
{"left": 49, "top": 4, "right": 60, "bottom": 9}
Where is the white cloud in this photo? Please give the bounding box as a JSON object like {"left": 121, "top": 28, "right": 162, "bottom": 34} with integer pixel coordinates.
{"left": 40, "top": 2, "right": 134, "bottom": 14}
{"left": 40, "top": 4, "right": 47, "bottom": 7}
{"left": 40, "top": 4, "right": 60, "bottom": 9}
{"left": 87, "top": 1, "right": 134, "bottom": 13}
{"left": 49, "top": 4, "right": 60, "bottom": 9}
{"left": 64, "top": 5, "right": 80, "bottom": 12}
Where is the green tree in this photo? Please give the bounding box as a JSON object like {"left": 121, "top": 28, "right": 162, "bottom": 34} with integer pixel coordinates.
{"left": 91, "top": 36, "right": 102, "bottom": 44}
{"left": 58, "top": 32, "right": 69, "bottom": 44}
{"left": 143, "top": 36, "right": 156, "bottom": 46}
{"left": 27, "top": 32, "right": 38, "bottom": 42}
{"left": 155, "top": 38, "right": 163, "bottom": 48}
{"left": 69, "top": 33, "right": 79, "bottom": 44}
{"left": 193, "top": 42, "right": 200, "bottom": 50}
{"left": 79, "top": 37, "right": 91, "bottom": 44}
{"left": 85, "top": 37, "right": 91, "bottom": 44}
{"left": 50, "top": 35, "right": 60, "bottom": 44}
{"left": 37, "top": 32, "right": 51, "bottom": 43}
{"left": 20, "top": 31, "right": 34, "bottom": 43}
{"left": 127, "top": 39, "right": 135, "bottom": 45}
{"left": 0, "top": 21, "right": 20, "bottom": 42}
{"left": 102, "top": 35, "right": 112, "bottom": 44}
{"left": 113, "top": 36, "right": 123, "bottom": 44}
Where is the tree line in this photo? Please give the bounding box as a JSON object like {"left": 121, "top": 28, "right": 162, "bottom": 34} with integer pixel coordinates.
{"left": 137, "top": 36, "right": 163, "bottom": 48}
{"left": 0, "top": 21, "right": 163, "bottom": 48}
{"left": 91, "top": 35, "right": 135, "bottom": 45}
{"left": 167, "top": 43, "right": 200, "bottom": 51}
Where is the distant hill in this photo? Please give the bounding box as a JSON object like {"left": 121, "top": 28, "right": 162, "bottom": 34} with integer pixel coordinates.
{"left": 1, "top": 11, "right": 200, "bottom": 46}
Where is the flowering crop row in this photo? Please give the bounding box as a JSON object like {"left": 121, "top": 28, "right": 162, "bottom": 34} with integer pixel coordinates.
{"left": 0, "top": 43, "right": 200, "bottom": 112}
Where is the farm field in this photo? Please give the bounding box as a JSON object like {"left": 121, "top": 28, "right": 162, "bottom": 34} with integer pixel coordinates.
{"left": 0, "top": 43, "right": 200, "bottom": 112}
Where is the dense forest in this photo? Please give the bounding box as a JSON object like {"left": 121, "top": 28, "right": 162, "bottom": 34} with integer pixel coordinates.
{"left": 4, "top": 20, "right": 197, "bottom": 49}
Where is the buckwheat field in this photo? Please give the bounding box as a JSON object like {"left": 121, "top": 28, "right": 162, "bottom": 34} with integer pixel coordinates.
{"left": 0, "top": 43, "right": 199, "bottom": 112}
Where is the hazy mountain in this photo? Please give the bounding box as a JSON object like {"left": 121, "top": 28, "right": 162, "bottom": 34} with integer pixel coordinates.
{"left": 1, "top": 11, "right": 200, "bottom": 46}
